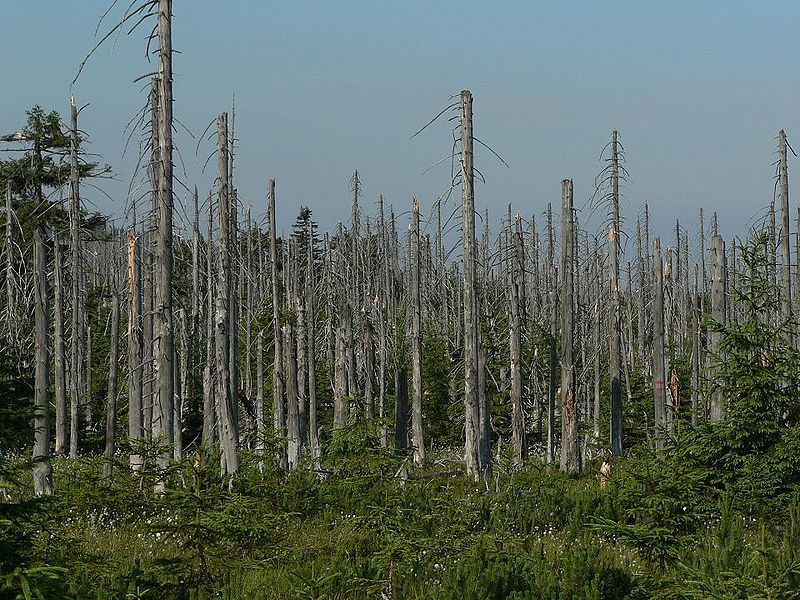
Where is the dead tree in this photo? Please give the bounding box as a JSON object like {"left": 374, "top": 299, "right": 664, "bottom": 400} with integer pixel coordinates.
{"left": 32, "top": 228, "right": 53, "bottom": 496}
{"left": 68, "top": 96, "right": 83, "bottom": 459}
{"left": 560, "top": 180, "right": 579, "bottom": 474}
{"left": 306, "top": 218, "right": 320, "bottom": 464}
{"left": 127, "top": 231, "right": 144, "bottom": 469}
{"left": 153, "top": 0, "right": 175, "bottom": 477}
{"left": 509, "top": 213, "right": 526, "bottom": 466}
{"left": 460, "top": 90, "right": 482, "bottom": 480}
{"left": 652, "top": 238, "right": 667, "bottom": 454}
{"left": 53, "top": 234, "right": 67, "bottom": 455}
{"left": 215, "top": 113, "right": 239, "bottom": 477}
{"left": 269, "top": 179, "right": 286, "bottom": 466}
{"left": 103, "top": 276, "right": 121, "bottom": 481}
{"left": 410, "top": 197, "right": 425, "bottom": 466}
{"left": 709, "top": 235, "right": 726, "bottom": 422}
{"left": 778, "top": 130, "right": 792, "bottom": 320}
{"left": 609, "top": 130, "right": 623, "bottom": 457}
{"left": 3, "top": 183, "right": 13, "bottom": 330}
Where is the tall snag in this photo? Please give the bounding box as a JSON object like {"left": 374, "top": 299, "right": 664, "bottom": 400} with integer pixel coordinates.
{"left": 68, "top": 96, "right": 83, "bottom": 459}
{"left": 410, "top": 197, "right": 425, "bottom": 466}
{"left": 152, "top": 0, "right": 175, "bottom": 480}
{"left": 560, "top": 180, "right": 579, "bottom": 474}
{"left": 215, "top": 113, "right": 239, "bottom": 477}
{"left": 509, "top": 213, "right": 526, "bottom": 466}
{"left": 460, "top": 90, "right": 482, "bottom": 480}
{"left": 269, "top": 179, "right": 286, "bottom": 467}
{"left": 609, "top": 130, "right": 623, "bottom": 457}
{"left": 33, "top": 228, "right": 53, "bottom": 496}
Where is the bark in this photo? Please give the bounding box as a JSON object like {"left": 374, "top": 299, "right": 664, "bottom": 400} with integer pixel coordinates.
{"left": 3, "top": 183, "right": 13, "bottom": 328}
{"left": 32, "top": 228, "right": 52, "bottom": 496}
{"left": 779, "top": 129, "right": 791, "bottom": 320}
{"left": 53, "top": 234, "right": 67, "bottom": 455}
{"left": 560, "top": 180, "right": 579, "bottom": 474}
{"left": 408, "top": 198, "right": 424, "bottom": 465}
{"left": 154, "top": 0, "right": 175, "bottom": 480}
{"left": 103, "top": 283, "right": 121, "bottom": 481}
{"left": 460, "top": 90, "right": 481, "bottom": 479}
{"left": 306, "top": 218, "right": 320, "bottom": 464}
{"left": 269, "top": 179, "right": 286, "bottom": 466}
{"left": 215, "top": 113, "right": 239, "bottom": 477}
{"left": 546, "top": 203, "right": 557, "bottom": 464}
{"left": 609, "top": 131, "right": 623, "bottom": 457}
{"left": 69, "top": 96, "right": 83, "bottom": 459}
{"left": 127, "top": 232, "right": 144, "bottom": 469}
{"left": 709, "top": 235, "right": 726, "bottom": 422}
{"left": 652, "top": 239, "right": 667, "bottom": 454}
{"left": 509, "top": 213, "right": 526, "bottom": 466}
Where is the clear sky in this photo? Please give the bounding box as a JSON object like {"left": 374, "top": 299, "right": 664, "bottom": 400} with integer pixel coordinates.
{"left": 2, "top": 1, "right": 799, "bottom": 251}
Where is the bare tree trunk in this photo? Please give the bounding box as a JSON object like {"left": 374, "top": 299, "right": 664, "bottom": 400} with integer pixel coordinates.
{"left": 306, "top": 219, "right": 320, "bottom": 464}
{"left": 285, "top": 240, "right": 300, "bottom": 469}
{"left": 202, "top": 217, "right": 216, "bottom": 449}
{"left": 546, "top": 203, "right": 557, "bottom": 464}
{"left": 256, "top": 329, "right": 264, "bottom": 451}
{"left": 269, "top": 179, "right": 286, "bottom": 467}
{"left": 175, "top": 308, "right": 187, "bottom": 460}
{"left": 394, "top": 368, "right": 408, "bottom": 450}
{"left": 410, "top": 198, "right": 425, "bottom": 466}
{"left": 53, "top": 234, "right": 67, "bottom": 455}
{"left": 652, "top": 239, "right": 667, "bottom": 454}
{"left": 560, "top": 180, "right": 579, "bottom": 474}
{"left": 85, "top": 325, "right": 92, "bottom": 427}
{"left": 609, "top": 130, "right": 623, "bottom": 457}
{"left": 460, "top": 90, "right": 481, "bottom": 479}
{"left": 3, "top": 183, "right": 13, "bottom": 329}
{"left": 103, "top": 281, "right": 120, "bottom": 481}
{"left": 154, "top": 0, "right": 175, "bottom": 481}
{"left": 215, "top": 113, "right": 239, "bottom": 478}
{"left": 779, "top": 129, "right": 792, "bottom": 320}
{"left": 690, "top": 266, "right": 700, "bottom": 427}
{"left": 509, "top": 213, "right": 526, "bottom": 466}
{"left": 127, "top": 231, "right": 144, "bottom": 470}
{"left": 285, "top": 315, "right": 300, "bottom": 469}
{"left": 709, "top": 235, "right": 726, "bottom": 422}
{"left": 33, "top": 228, "right": 52, "bottom": 496}
{"left": 69, "top": 96, "right": 83, "bottom": 459}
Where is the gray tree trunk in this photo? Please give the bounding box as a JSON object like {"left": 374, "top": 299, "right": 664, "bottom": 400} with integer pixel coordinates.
{"left": 68, "top": 96, "right": 83, "bottom": 459}
{"left": 652, "top": 238, "right": 667, "bottom": 454}
{"left": 460, "top": 90, "right": 481, "bottom": 479}
{"left": 779, "top": 129, "right": 791, "bottom": 320}
{"left": 509, "top": 213, "right": 526, "bottom": 466}
{"left": 53, "top": 234, "right": 67, "bottom": 455}
{"left": 410, "top": 197, "right": 425, "bottom": 466}
{"left": 154, "top": 0, "right": 175, "bottom": 481}
{"left": 127, "top": 231, "right": 144, "bottom": 470}
{"left": 103, "top": 282, "right": 120, "bottom": 481}
{"left": 33, "top": 228, "right": 53, "bottom": 495}
{"left": 215, "top": 113, "right": 239, "bottom": 477}
{"left": 269, "top": 179, "right": 286, "bottom": 466}
{"left": 709, "top": 235, "right": 727, "bottom": 422}
{"left": 609, "top": 130, "right": 623, "bottom": 457}
{"left": 560, "top": 180, "right": 579, "bottom": 474}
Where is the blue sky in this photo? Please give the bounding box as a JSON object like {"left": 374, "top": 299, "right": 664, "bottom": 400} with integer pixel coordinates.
{"left": 2, "top": 1, "right": 799, "bottom": 250}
